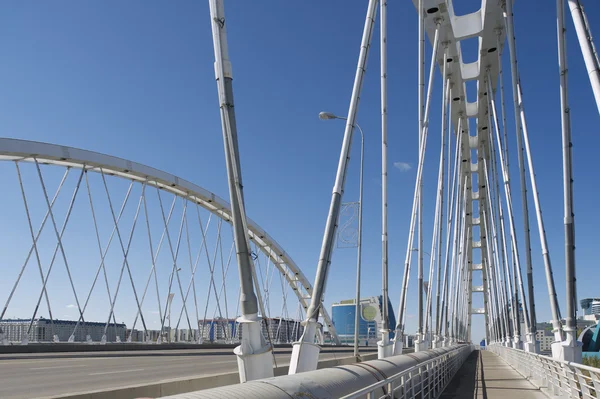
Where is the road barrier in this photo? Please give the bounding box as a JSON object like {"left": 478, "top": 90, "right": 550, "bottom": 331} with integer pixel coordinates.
{"left": 159, "top": 345, "right": 472, "bottom": 399}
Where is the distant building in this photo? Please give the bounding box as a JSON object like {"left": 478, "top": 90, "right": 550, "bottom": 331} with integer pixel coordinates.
{"left": 197, "top": 317, "right": 307, "bottom": 343}
{"left": 0, "top": 318, "right": 126, "bottom": 343}
{"left": 576, "top": 318, "right": 598, "bottom": 329}
{"left": 124, "top": 317, "right": 307, "bottom": 344}
{"left": 126, "top": 328, "right": 146, "bottom": 342}
{"left": 536, "top": 319, "right": 597, "bottom": 353}
{"left": 535, "top": 329, "right": 554, "bottom": 352}
{"left": 331, "top": 296, "right": 396, "bottom": 345}
{"left": 581, "top": 298, "right": 600, "bottom": 317}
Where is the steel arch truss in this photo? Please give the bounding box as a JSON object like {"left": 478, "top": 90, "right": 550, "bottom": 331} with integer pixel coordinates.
{"left": 0, "top": 138, "right": 339, "bottom": 345}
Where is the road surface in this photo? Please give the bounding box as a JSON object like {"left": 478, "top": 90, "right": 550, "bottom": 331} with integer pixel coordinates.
{"left": 0, "top": 347, "right": 379, "bottom": 399}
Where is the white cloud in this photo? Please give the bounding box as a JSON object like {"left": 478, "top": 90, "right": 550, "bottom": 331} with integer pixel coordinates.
{"left": 66, "top": 304, "right": 77, "bottom": 308}
{"left": 393, "top": 162, "right": 412, "bottom": 172}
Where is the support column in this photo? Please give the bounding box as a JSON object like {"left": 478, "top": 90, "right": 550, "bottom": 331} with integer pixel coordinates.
{"left": 209, "top": 0, "right": 273, "bottom": 381}
{"left": 415, "top": 0, "right": 426, "bottom": 353}
{"left": 556, "top": 0, "right": 582, "bottom": 363}
{"left": 290, "top": 0, "right": 380, "bottom": 373}
{"left": 378, "top": 0, "right": 392, "bottom": 359}
{"left": 568, "top": 0, "right": 600, "bottom": 116}
{"left": 505, "top": 0, "right": 537, "bottom": 353}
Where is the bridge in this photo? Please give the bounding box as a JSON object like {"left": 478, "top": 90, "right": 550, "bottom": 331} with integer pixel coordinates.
{"left": 1, "top": 0, "right": 600, "bottom": 398}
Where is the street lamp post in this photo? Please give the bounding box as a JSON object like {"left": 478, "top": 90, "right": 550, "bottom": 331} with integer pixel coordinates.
{"left": 319, "top": 111, "right": 364, "bottom": 358}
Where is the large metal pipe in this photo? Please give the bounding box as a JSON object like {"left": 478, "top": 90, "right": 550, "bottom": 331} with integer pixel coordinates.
{"left": 379, "top": 0, "right": 391, "bottom": 357}
{"left": 568, "top": 0, "right": 600, "bottom": 116}
{"left": 289, "top": 0, "right": 379, "bottom": 374}
{"left": 396, "top": 22, "right": 440, "bottom": 353}
{"left": 557, "top": 0, "right": 579, "bottom": 355}
{"left": 416, "top": 0, "right": 426, "bottom": 351}
{"left": 159, "top": 345, "right": 472, "bottom": 399}
{"left": 488, "top": 75, "right": 531, "bottom": 345}
{"left": 209, "top": 0, "right": 273, "bottom": 381}
{"left": 504, "top": 0, "right": 537, "bottom": 343}
{"left": 516, "top": 83, "right": 563, "bottom": 344}
{"left": 433, "top": 54, "right": 449, "bottom": 343}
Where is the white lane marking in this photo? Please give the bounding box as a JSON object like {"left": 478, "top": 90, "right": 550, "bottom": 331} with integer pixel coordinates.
{"left": 30, "top": 365, "right": 84, "bottom": 370}
{"left": 0, "top": 357, "right": 122, "bottom": 365}
{"left": 89, "top": 368, "right": 145, "bottom": 376}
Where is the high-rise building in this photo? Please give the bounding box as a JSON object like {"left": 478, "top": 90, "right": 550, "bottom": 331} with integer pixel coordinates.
{"left": 331, "top": 296, "right": 396, "bottom": 345}
{"left": 535, "top": 329, "right": 554, "bottom": 353}
{"left": 581, "top": 298, "right": 600, "bottom": 316}
{"left": 196, "top": 317, "right": 308, "bottom": 343}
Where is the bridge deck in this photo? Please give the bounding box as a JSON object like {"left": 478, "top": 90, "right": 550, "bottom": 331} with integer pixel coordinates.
{"left": 440, "top": 350, "right": 547, "bottom": 398}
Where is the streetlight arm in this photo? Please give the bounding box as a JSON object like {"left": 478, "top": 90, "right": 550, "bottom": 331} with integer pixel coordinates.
{"left": 328, "top": 115, "right": 365, "bottom": 143}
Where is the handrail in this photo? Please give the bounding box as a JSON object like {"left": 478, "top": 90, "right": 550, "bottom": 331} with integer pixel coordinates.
{"left": 159, "top": 344, "right": 473, "bottom": 398}
{"left": 489, "top": 343, "right": 600, "bottom": 398}
{"left": 340, "top": 345, "right": 473, "bottom": 399}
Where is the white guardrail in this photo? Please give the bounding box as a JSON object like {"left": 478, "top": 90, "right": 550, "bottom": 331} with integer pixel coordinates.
{"left": 160, "top": 344, "right": 473, "bottom": 399}
{"left": 489, "top": 344, "right": 600, "bottom": 398}
{"left": 339, "top": 344, "right": 473, "bottom": 399}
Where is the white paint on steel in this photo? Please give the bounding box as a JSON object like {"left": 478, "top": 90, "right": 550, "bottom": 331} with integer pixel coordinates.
{"left": 159, "top": 345, "right": 472, "bottom": 399}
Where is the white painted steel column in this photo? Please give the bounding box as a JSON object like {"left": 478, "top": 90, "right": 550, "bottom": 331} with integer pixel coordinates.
{"left": 417, "top": 19, "right": 441, "bottom": 353}
{"left": 431, "top": 73, "right": 449, "bottom": 349}
{"left": 556, "top": 0, "right": 582, "bottom": 363}
{"left": 353, "top": 127, "right": 364, "bottom": 358}
{"left": 289, "top": 0, "right": 379, "bottom": 374}
{"left": 568, "top": 0, "right": 600, "bottom": 116}
{"left": 488, "top": 75, "right": 531, "bottom": 349}
{"left": 440, "top": 119, "right": 461, "bottom": 347}
{"left": 505, "top": 0, "right": 537, "bottom": 352}
{"left": 516, "top": 83, "right": 563, "bottom": 345}
{"left": 394, "top": 21, "right": 440, "bottom": 355}
{"left": 378, "top": 0, "right": 393, "bottom": 359}
{"left": 209, "top": 0, "right": 273, "bottom": 381}
{"left": 416, "top": 0, "right": 426, "bottom": 353}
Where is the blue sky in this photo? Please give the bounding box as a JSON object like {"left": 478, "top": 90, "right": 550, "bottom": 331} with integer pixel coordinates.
{"left": 1, "top": 1, "right": 599, "bottom": 343}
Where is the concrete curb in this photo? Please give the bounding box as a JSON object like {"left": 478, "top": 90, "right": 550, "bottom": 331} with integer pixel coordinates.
{"left": 37, "top": 353, "right": 378, "bottom": 399}
{"left": 0, "top": 343, "right": 353, "bottom": 354}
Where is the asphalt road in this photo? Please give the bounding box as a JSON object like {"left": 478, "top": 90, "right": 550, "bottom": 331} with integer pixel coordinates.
{"left": 0, "top": 347, "right": 378, "bottom": 399}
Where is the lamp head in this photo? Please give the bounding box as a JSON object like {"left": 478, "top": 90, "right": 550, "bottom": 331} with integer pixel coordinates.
{"left": 319, "top": 111, "right": 338, "bottom": 120}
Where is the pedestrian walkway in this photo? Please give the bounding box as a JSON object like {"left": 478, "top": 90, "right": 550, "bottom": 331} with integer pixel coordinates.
{"left": 440, "top": 349, "right": 547, "bottom": 398}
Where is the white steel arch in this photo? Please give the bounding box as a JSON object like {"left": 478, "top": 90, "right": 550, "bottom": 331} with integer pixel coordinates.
{"left": 0, "top": 137, "right": 340, "bottom": 345}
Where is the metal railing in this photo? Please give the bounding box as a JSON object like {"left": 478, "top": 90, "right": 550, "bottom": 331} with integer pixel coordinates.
{"left": 339, "top": 344, "right": 473, "bottom": 399}
{"left": 489, "top": 344, "right": 600, "bottom": 398}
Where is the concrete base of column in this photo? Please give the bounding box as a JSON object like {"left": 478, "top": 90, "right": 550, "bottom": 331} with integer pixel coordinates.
{"left": 512, "top": 337, "right": 522, "bottom": 349}
{"left": 553, "top": 331, "right": 582, "bottom": 363}
{"left": 391, "top": 337, "right": 403, "bottom": 355}
{"left": 377, "top": 334, "right": 393, "bottom": 359}
{"left": 414, "top": 339, "right": 424, "bottom": 352}
{"left": 523, "top": 341, "right": 536, "bottom": 353}
{"left": 235, "top": 314, "right": 275, "bottom": 381}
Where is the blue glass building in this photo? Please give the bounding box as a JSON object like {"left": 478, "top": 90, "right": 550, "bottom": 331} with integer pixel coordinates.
{"left": 331, "top": 296, "right": 396, "bottom": 343}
